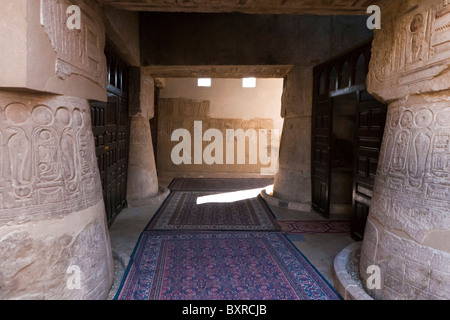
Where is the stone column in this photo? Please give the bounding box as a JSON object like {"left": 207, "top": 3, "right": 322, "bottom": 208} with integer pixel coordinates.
{"left": 360, "top": 0, "right": 450, "bottom": 300}
{"left": 0, "top": 0, "right": 113, "bottom": 299}
{"left": 126, "top": 69, "right": 161, "bottom": 207}
{"left": 0, "top": 92, "right": 113, "bottom": 299}
{"left": 269, "top": 66, "right": 312, "bottom": 211}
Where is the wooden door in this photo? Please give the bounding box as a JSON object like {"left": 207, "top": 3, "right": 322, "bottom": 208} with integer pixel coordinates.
{"left": 351, "top": 90, "right": 387, "bottom": 240}
{"left": 90, "top": 48, "right": 130, "bottom": 226}
{"left": 311, "top": 68, "right": 333, "bottom": 216}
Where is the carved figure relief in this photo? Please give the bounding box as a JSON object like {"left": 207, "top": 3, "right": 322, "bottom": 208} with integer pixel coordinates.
{"left": 372, "top": 1, "right": 450, "bottom": 87}
{"left": 40, "top": 0, "right": 106, "bottom": 88}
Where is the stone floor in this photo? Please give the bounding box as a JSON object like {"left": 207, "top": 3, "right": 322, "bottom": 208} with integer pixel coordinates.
{"left": 106, "top": 176, "right": 357, "bottom": 300}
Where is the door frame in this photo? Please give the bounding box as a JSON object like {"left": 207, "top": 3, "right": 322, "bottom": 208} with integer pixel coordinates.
{"left": 311, "top": 38, "right": 387, "bottom": 239}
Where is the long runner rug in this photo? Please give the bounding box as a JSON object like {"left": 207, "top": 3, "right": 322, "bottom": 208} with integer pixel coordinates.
{"left": 115, "top": 231, "right": 341, "bottom": 300}
{"left": 168, "top": 177, "right": 274, "bottom": 191}
{"left": 277, "top": 220, "right": 351, "bottom": 234}
{"left": 146, "top": 191, "right": 278, "bottom": 231}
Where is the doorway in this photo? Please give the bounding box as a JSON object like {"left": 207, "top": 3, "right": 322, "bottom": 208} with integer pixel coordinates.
{"left": 311, "top": 39, "right": 387, "bottom": 240}
{"left": 330, "top": 93, "right": 355, "bottom": 216}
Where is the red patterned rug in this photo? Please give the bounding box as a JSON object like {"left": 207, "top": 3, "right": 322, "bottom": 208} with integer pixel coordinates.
{"left": 146, "top": 191, "right": 278, "bottom": 231}
{"left": 115, "top": 231, "right": 341, "bottom": 300}
{"left": 277, "top": 220, "right": 351, "bottom": 234}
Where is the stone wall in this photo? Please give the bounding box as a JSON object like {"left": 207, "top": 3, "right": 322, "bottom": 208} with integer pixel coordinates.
{"left": 157, "top": 98, "right": 278, "bottom": 176}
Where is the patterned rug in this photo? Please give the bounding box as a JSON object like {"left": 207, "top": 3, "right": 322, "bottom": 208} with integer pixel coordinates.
{"left": 277, "top": 220, "right": 351, "bottom": 234}
{"left": 146, "top": 191, "right": 278, "bottom": 231}
{"left": 168, "top": 177, "right": 274, "bottom": 191}
{"left": 115, "top": 231, "right": 341, "bottom": 300}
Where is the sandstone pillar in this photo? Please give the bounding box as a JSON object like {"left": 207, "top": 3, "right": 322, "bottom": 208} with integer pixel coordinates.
{"left": 271, "top": 66, "right": 312, "bottom": 210}
{"left": 0, "top": 0, "right": 113, "bottom": 299}
{"left": 360, "top": 0, "right": 450, "bottom": 300}
{"left": 0, "top": 92, "right": 113, "bottom": 299}
{"left": 126, "top": 70, "right": 160, "bottom": 207}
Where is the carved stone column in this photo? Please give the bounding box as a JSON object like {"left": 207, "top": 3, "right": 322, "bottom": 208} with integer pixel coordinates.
{"left": 360, "top": 0, "right": 450, "bottom": 300}
{"left": 269, "top": 66, "right": 312, "bottom": 211}
{"left": 0, "top": 92, "right": 113, "bottom": 299}
{"left": 0, "top": 0, "right": 113, "bottom": 299}
{"left": 126, "top": 69, "right": 161, "bottom": 207}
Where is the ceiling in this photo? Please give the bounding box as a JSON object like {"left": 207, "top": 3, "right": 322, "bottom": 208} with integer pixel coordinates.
{"left": 97, "top": 0, "right": 387, "bottom": 15}
{"left": 142, "top": 65, "right": 294, "bottom": 78}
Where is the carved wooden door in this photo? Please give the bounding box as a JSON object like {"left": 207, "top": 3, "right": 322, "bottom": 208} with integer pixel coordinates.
{"left": 311, "top": 68, "right": 333, "bottom": 216}
{"left": 90, "top": 48, "right": 130, "bottom": 226}
{"left": 351, "top": 91, "right": 387, "bottom": 240}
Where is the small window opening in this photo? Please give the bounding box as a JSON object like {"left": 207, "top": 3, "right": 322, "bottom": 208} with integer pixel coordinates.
{"left": 242, "top": 77, "right": 256, "bottom": 88}
{"left": 198, "top": 78, "right": 211, "bottom": 87}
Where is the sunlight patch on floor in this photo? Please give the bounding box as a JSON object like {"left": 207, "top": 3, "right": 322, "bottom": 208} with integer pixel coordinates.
{"left": 196, "top": 185, "right": 273, "bottom": 204}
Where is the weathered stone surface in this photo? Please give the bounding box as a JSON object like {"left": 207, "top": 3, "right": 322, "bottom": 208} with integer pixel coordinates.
{"left": 0, "top": 0, "right": 27, "bottom": 88}
{"left": 129, "top": 68, "right": 155, "bottom": 119}
{"left": 367, "top": 0, "right": 450, "bottom": 102}
{"left": 273, "top": 167, "right": 311, "bottom": 204}
{"left": 272, "top": 67, "right": 312, "bottom": 205}
{"left": 366, "top": 97, "right": 450, "bottom": 243}
{"left": 127, "top": 116, "right": 159, "bottom": 203}
{"left": 140, "top": 70, "right": 155, "bottom": 119}
{"left": 360, "top": 96, "right": 450, "bottom": 299}
{"left": 0, "top": 91, "right": 103, "bottom": 226}
{"left": 361, "top": 0, "right": 450, "bottom": 300}
{"left": 280, "top": 66, "right": 313, "bottom": 118}
{"left": 157, "top": 98, "right": 277, "bottom": 175}
{"left": 0, "top": 0, "right": 107, "bottom": 101}
{"left": 0, "top": 200, "right": 113, "bottom": 300}
{"left": 0, "top": 91, "right": 113, "bottom": 299}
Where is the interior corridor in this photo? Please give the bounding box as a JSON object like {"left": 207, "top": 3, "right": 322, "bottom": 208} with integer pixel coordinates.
{"left": 107, "top": 176, "right": 355, "bottom": 300}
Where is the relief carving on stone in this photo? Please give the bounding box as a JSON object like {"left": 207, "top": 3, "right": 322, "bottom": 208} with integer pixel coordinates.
{"left": 371, "top": 0, "right": 450, "bottom": 89}
{"left": 40, "top": 0, "right": 107, "bottom": 88}
{"left": 0, "top": 93, "right": 102, "bottom": 225}
{"left": 370, "top": 100, "right": 450, "bottom": 242}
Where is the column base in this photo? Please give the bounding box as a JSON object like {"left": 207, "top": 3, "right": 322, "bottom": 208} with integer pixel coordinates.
{"left": 127, "top": 186, "right": 170, "bottom": 208}
{"left": 260, "top": 188, "right": 311, "bottom": 212}
{"left": 333, "top": 242, "right": 373, "bottom": 300}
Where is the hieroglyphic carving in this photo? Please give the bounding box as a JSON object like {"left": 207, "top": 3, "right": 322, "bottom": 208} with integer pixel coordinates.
{"left": 40, "top": 0, "right": 106, "bottom": 87}
{"left": 371, "top": 0, "right": 450, "bottom": 88}
{"left": 0, "top": 92, "right": 102, "bottom": 226}
{"left": 371, "top": 99, "right": 450, "bottom": 243}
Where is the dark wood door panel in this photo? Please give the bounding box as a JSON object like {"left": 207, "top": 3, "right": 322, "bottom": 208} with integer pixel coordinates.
{"left": 90, "top": 47, "right": 130, "bottom": 226}
{"left": 311, "top": 95, "right": 332, "bottom": 215}
{"left": 351, "top": 90, "right": 387, "bottom": 240}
